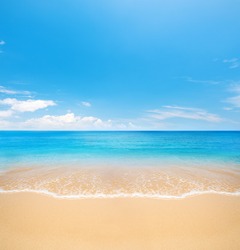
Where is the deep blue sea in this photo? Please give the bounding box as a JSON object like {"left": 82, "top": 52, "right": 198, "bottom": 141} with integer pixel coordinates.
{"left": 0, "top": 131, "right": 240, "bottom": 198}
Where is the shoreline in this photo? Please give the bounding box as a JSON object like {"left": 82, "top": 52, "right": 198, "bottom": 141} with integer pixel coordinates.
{"left": 1, "top": 165, "right": 240, "bottom": 199}
{"left": 1, "top": 189, "right": 240, "bottom": 200}
{"left": 1, "top": 193, "right": 240, "bottom": 249}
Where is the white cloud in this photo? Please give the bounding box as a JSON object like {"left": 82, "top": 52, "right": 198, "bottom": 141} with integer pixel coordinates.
{"left": 186, "top": 77, "right": 220, "bottom": 85}
{"left": 226, "top": 96, "right": 240, "bottom": 108}
{"left": 162, "top": 105, "right": 202, "bottom": 111}
{"left": 148, "top": 106, "right": 222, "bottom": 122}
{"left": 0, "top": 98, "right": 56, "bottom": 112}
{"left": 24, "top": 113, "right": 112, "bottom": 130}
{"left": 0, "top": 87, "right": 16, "bottom": 95}
{"left": 223, "top": 58, "right": 240, "bottom": 69}
{"left": 0, "top": 110, "right": 13, "bottom": 118}
{"left": 225, "top": 84, "right": 240, "bottom": 108}
{"left": 0, "top": 120, "right": 11, "bottom": 128}
{"left": 0, "top": 112, "right": 138, "bottom": 130}
{"left": 0, "top": 86, "right": 31, "bottom": 95}
{"left": 81, "top": 101, "right": 91, "bottom": 107}
{"left": 229, "top": 84, "right": 240, "bottom": 93}
{"left": 223, "top": 107, "right": 233, "bottom": 111}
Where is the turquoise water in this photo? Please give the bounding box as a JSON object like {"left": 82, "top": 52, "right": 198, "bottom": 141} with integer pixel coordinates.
{"left": 0, "top": 131, "right": 240, "bottom": 168}
{"left": 0, "top": 131, "right": 240, "bottom": 198}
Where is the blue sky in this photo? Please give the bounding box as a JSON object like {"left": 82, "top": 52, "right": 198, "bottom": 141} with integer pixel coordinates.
{"left": 0, "top": 0, "right": 240, "bottom": 130}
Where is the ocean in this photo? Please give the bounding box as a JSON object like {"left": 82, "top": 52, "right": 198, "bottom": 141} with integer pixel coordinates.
{"left": 0, "top": 131, "right": 240, "bottom": 198}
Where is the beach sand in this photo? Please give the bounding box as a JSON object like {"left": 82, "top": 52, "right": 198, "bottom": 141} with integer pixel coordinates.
{"left": 0, "top": 193, "right": 240, "bottom": 250}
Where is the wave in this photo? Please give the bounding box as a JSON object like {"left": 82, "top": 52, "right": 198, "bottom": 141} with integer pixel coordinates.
{"left": 1, "top": 165, "right": 240, "bottom": 199}
{"left": 1, "top": 188, "right": 240, "bottom": 200}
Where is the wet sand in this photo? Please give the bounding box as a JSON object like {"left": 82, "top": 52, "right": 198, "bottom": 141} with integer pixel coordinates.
{"left": 0, "top": 193, "right": 240, "bottom": 250}
{"left": 1, "top": 166, "right": 240, "bottom": 197}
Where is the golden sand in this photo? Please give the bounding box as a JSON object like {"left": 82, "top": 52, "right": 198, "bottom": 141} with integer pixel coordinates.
{"left": 0, "top": 193, "right": 240, "bottom": 249}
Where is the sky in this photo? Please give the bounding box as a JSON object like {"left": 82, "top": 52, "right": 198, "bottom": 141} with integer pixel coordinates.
{"left": 0, "top": 0, "right": 240, "bottom": 130}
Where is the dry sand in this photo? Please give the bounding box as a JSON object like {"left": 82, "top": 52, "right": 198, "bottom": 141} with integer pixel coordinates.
{"left": 0, "top": 193, "right": 240, "bottom": 250}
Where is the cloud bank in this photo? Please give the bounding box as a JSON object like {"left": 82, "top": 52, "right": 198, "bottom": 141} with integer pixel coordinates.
{"left": 24, "top": 113, "right": 111, "bottom": 129}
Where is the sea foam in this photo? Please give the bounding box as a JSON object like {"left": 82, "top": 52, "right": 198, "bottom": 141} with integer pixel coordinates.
{"left": 0, "top": 165, "right": 239, "bottom": 199}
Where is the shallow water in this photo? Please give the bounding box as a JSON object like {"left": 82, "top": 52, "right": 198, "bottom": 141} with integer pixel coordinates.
{"left": 0, "top": 131, "right": 240, "bottom": 198}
